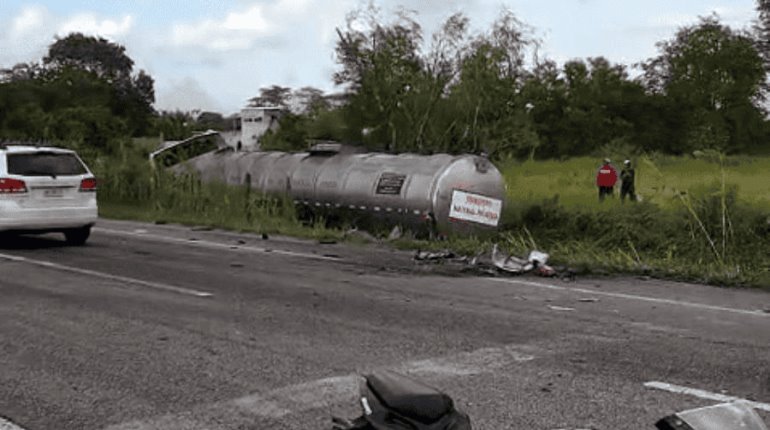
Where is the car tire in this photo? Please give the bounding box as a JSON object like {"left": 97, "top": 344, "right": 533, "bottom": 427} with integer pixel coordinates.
{"left": 64, "top": 226, "right": 91, "bottom": 246}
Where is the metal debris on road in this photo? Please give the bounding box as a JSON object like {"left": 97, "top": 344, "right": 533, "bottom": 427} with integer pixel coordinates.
{"left": 548, "top": 305, "right": 576, "bottom": 311}
{"left": 414, "top": 250, "right": 456, "bottom": 261}
{"left": 387, "top": 225, "right": 403, "bottom": 241}
{"left": 413, "top": 244, "right": 576, "bottom": 279}
{"left": 578, "top": 298, "right": 600, "bottom": 303}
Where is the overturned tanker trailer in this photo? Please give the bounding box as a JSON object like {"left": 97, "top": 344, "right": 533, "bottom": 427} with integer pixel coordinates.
{"left": 166, "top": 140, "right": 505, "bottom": 236}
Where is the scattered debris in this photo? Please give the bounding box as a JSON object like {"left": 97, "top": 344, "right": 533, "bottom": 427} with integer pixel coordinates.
{"left": 230, "top": 262, "right": 244, "bottom": 268}
{"left": 762, "top": 309, "right": 770, "bottom": 314}
{"left": 413, "top": 243, "right": 577, "bottom": 279}
{"left": 191, "top": 226, "right": 213, "bottom": 232}
{"left": 578, "top": 298, "right": 600, "bottom": 303}
{"left": 318, "top": 239, "right": 337, "bottom": 245}
{"left": 344, "top": 227, "right": 377, "bottom": 242}
{"left": 548, "top": 305, "right": 576, "bottom": 311}
{"left": 491, "top": 244, "right": 532, "bottom": 273}
{"left": 237, "top": 239, "right": 246, "bottom": 245}
{"left": 261, "top": 233, "right": 269, "bottom": 240}
{"left": 153, "top": 220, "right": 167, "bottom": 225}
{"left": 387, "top": 225, "right": 403, "bottom": 241}
{"left": 414, "top": 250, "right": 455, "bottom": 261}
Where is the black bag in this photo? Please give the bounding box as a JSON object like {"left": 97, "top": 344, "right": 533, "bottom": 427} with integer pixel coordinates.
{"left": 333, "top": 370, "right": 472, "bottom": 430}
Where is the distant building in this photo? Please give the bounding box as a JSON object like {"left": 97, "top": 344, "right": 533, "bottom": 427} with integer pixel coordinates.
{"left": 239, "top": 106, "right": 285, "bottom": 150}
{"left": 154, "top": 105, "right": 287, "bottom": 164}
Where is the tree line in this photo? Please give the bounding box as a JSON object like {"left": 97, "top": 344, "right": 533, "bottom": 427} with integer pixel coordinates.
{"left": 264, "top": 3, "right": 770, "bottom": 158}
{"left": 2, "top": 2, "right": 770, "bottom": 159}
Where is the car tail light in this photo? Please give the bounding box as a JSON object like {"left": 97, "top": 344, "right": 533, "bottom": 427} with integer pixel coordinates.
{"left": 0, "top": 178, "right": 27, "bottom": 194}
{"left": 79, "top": 177, "right": 97, "bottom": 192}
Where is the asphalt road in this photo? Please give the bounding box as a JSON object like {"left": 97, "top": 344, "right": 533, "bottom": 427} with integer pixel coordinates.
{"left": 0, "top": 219, "right": 768, "bottom": 430}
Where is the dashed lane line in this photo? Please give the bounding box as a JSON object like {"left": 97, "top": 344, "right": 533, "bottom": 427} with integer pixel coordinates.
{"left": 105, "top": 344, "right": 536, "bottom": 430}
{"left": 644, "top": 381, "right": 770, "bottom": 412}
{"left": 0, "top": 252, "right": 213, "bottom": 298}
{"left": 93, "top": 227, "right": 341, "bottom": 262}
{"left": 489, "top": 278, "right": 768, "bottom": 317}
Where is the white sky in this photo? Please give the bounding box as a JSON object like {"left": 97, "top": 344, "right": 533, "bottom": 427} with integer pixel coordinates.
{"left": 0, "top": 0, "right": 759, "bottom": 115}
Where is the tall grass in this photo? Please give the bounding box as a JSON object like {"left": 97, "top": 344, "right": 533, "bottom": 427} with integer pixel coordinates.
{"left": 93, "top": 142, "right": 343, "bottom": 241}
{"left": 496, "top": 154, "right": 770, "bottom": 287}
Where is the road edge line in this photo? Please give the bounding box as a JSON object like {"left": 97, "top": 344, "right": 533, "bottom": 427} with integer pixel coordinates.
{"left": 644, "top": 381, "right": 770, "bottom": 412}
{"left": 489, "top": 278, "right": 767, "bottom": 317}
{"left": 0, "top": 252, "right": 213, "bottom": 298}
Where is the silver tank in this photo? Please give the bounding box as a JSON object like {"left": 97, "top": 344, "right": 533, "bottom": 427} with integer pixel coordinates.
{"left": 177, "top": 146, "right": 505, "bottom": 235}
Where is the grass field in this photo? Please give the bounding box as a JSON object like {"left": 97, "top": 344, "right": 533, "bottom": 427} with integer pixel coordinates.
{"left": 499, "top": 154, "right": 770, "bottom": 210}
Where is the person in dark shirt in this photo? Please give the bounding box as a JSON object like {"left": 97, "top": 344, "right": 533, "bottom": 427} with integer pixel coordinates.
{"left": 620, "top": 159, "right": 636, "bottom": 202}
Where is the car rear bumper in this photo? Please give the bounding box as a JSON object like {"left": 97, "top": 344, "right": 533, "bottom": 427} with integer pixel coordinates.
{"left": 0, "top": 205, "right": 98, "bottom": 232}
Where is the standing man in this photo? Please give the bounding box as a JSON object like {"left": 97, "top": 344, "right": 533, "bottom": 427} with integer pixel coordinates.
{"left": 620, "top": 159, "right": 636, "bottom": 202}
{"left": 596, "top": 158, "right": 618, "bottom": 201}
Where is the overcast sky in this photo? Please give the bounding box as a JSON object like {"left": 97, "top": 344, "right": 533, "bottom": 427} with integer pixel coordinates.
{"left": 0, "top": 0, "right": 759, "bottom": 115}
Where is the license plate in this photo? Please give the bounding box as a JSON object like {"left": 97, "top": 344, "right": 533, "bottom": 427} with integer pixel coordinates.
{"left": 43, "top": 189, "right": 64, "bottom": 197}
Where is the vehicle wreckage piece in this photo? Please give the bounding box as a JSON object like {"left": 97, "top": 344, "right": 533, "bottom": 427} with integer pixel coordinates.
{"left": 332, "top": 370, "right": 472, "bottom": 430}
{"left": 170, "top": 143, "right": 505, "bottom": 236}
{"left": 656, "top": 401, "right": 768, "bottom": 430}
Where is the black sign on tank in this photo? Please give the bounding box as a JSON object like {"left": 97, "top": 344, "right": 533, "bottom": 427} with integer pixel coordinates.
{"left": 376, "top": 172, "right": 406, "bottom": 195}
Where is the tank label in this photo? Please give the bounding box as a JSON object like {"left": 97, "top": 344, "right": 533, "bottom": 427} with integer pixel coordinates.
{"left": 449, "top": 190, "right": 502, "bottom": 227}
{"left": 376, "top": 173, "right": 406, "bottom": 195}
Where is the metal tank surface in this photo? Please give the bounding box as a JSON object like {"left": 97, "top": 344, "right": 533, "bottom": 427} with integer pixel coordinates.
{"left": 176, "top": 144, "right": 505, "bottom": 235}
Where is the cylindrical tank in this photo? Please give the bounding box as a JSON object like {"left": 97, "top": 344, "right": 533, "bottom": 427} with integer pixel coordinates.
{"left": 177, "top": 146, "right": 505, "bottom": 235}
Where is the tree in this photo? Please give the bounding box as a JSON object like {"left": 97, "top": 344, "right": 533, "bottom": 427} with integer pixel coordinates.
{"left": 43, "top": 33, "right": 156, "bottom": 135}
{"left": 333, "top": 5, "right": 425, "bottom": 151}
{"left": 249, "top": 85, "right": 291, "bottom": 107}
{"left": 756, "top": 0, "right": 770, "bottom": 70}
{"left": 0, "top": 62, "right": 45, "bottom": 83}
{"left": 44, "top": 33, "right": 134, "bottom": 81}
{"left": 642, "top": 16, "right": 766, "bottom": 153}
{"left": 195, "top": 111, "right": 226, "bottom": 130}
{"left": 292, "top": 86, "right": 329, "bottom": 114}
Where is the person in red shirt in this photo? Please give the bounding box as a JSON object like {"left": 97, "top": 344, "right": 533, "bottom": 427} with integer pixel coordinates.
{"left": 596, "top": 158, "right": 618, "bottom": 201}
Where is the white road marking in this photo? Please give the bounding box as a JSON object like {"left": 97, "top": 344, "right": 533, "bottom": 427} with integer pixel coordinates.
{"left": 0, "top": 252, "right": 213, "bottom": 298}
{"left": 644, "top": 381, "right": 770, "bottom": 412}
{"left": 490, "top": 279, "right": 768, "bottom": 317}
{"left": 94, "top": 227, "right": 340, "bottom": 262}
{"left": 106, "top": 343, "right": 537, "bottom": 430}
{"left": 0, "top": 417, "right": 27, "bottom": 430}
{"left": 547, "top": 305, "right": 576, "bottom": 312}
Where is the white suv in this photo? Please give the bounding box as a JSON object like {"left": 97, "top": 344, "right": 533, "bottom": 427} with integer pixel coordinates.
{"left": 0, "top": 143, "right": 98, "bottom": 245}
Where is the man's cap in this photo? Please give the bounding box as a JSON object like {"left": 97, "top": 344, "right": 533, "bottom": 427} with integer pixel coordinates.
{"left": 603, "top": 158, "right": 611, "bottom": 164}
{"left": 624, "top": 159, "right": 631, "bottom": 165}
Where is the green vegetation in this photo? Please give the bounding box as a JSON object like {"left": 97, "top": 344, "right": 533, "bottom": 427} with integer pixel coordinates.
{"left": 92, "top": 139, "right": 342, "bottom": 243}
{"left": 262, "top": 9, "right": 770, "bottom": 159}
{"left": 500, "top": 154, "right": 770, "bottom": 210}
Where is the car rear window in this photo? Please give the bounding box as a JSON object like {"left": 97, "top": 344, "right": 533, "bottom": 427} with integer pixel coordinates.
{"left": 7, "top": 152, "right": 88, "bottom": 176}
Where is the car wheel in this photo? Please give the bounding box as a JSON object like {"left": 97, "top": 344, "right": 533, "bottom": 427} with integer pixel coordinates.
{"left": 64, "top": 226, "right": 91, "bottom": 246}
